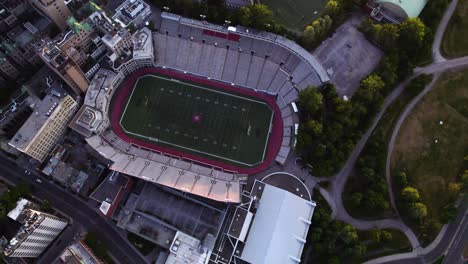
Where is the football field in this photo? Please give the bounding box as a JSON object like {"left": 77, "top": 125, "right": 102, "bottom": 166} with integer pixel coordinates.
{"left": 119, "top": 74, "right": 274, "bottom": 166}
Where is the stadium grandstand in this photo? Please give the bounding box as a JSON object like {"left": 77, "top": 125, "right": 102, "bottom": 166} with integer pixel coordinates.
{"left": 74, "top": 11, "right": 330, "bottom": 204}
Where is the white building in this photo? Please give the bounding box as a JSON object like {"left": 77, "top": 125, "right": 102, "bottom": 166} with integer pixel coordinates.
{"left": 69, "top": 69, "right": 122, "bottom": 137}
{"left": 108, "top": 27, "right": 154, "bottom": 78}
{"left": 4, "top": 199, "right": 68, "bottom": 258}
{"left": 112, "top": 0, "right": 151, "bottom": 28}
{"left": 226, "top": 180, "right": 316, "bottom": 264}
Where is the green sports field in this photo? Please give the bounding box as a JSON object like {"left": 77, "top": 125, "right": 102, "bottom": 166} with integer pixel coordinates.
{"left": 261, "top": 0, "right": 328, "bottom": 31}
{"left": 119, "top": 75, "right": 274, "bottom": 166}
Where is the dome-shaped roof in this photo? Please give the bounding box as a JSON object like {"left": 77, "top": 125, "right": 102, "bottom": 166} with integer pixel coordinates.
{"left": 376, "top": 0, "right": 429, "bottom": 19}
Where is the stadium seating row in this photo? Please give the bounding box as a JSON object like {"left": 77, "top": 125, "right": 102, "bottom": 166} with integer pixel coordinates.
{"left": 155, "top": 13, "right": 326, "bottom": 167}
{"left": 86, "top": 131, "right": 241, "bottom": 203}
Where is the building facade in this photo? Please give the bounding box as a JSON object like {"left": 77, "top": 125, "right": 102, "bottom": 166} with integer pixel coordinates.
{"left": 0, "top": 51, "right": 20, "bottom": 79}
{"left": 39, "top": 42, "right": 90, "bottom": 94}
{"left": 29, "top": 0, "right": 72, "bottom": 31}
{"left": 9, "top": 93, "right": 79, "bottom": 162}
{"left": 4, "top": 199, "right": 68, "bottom": 258}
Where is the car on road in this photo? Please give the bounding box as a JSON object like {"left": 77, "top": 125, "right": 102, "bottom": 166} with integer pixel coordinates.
{"left": 36, "top": 178, "right": 42, "bottom": 183}
{"left": 24, "top": 170, "right": 31, "bottom": 175}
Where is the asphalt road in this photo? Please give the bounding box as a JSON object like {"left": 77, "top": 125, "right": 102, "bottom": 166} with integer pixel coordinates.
{"left": 381, "top": 198, "right": 468, "bottom": 264}
{"left": 0, "top": 155, "right": 148, "bottom": 264}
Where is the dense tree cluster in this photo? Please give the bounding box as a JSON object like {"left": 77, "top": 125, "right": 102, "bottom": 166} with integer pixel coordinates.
{"left": 301, "top": 0, "right": 354, "bottom": 49}
{"left": 345, "top": 75, "right": 432, "bottom": 217}
{"left": 395, "top": 154, "right": 467, "bottom": 245}
{"left": 296, "top": 84, "right": 355, "bottom": 176}
{"left": 303, "top": 194, "right": 367, "bottom": 263}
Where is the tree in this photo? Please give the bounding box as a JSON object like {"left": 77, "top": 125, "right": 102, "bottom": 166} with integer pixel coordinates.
{"left": 441, "top": 204, "right": 458, "bottom": 223}
{"left": 399, "top": 18, "right": 427, "bottom": 51}
{"left": 340, "top": 224, "right": 358, "bottom": 243}
{"left": 379, "top": 23, "right": 400, "bottom": 50}
{"left": 239, "top": 4, "right": 273, "bottom": 30}
{"left": 350, "top": 192, "right": 363, "bottom": 208}
{"left": 401, "top": 186, "right": 420, "bottom": 202}
{"left": 447, "top": 182, "right": 462, "bottom": 198}
{"left": 395, "top": 171, "right": 408, "bottom": 187}
{"left": 409, "top": 202, "right": 428, "bottom": 219}
{"left": 380, "top": 230, "right": 393, "bottom": 242}
{"left": 371, "top": 229, "right": 382, "bottom": 243}
{"left": 298, "top": 87, "right": 323, "bottom": 117}
{"left": 324, "top": 0, "right": 340, "bottom": 17}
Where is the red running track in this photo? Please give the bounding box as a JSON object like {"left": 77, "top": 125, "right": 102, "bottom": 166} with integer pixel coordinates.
{"left": 111, "top": 67, "right": 283, "bottom": 175}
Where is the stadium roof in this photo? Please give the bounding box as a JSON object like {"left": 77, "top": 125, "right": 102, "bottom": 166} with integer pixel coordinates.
{"left": 376, "top": 0, "right": 429, "bottom": 18}
{"left": 241, "top": 184, "right": 316, "bottom": 264}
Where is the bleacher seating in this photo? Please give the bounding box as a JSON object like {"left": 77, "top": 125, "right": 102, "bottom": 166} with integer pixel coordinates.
{"left": 154, "top": 13, "right": 332, "bottom": 167}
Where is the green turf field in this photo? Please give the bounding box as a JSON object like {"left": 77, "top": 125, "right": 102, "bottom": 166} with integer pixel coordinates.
{"left": 119, "top": 75, "right": 274, "bottom": 166}
{"left": 261, "top": 0, "right": 328, "bottom": 31}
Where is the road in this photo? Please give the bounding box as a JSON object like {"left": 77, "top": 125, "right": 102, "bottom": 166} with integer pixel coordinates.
{"left": 38, "top": 223, "right": 81, "bottom": 264}
{"left": 366, "top": 197, "right": 468, "bottom": 264}
{"left": 0, "top": 156, "right": 148, "bottom": 264}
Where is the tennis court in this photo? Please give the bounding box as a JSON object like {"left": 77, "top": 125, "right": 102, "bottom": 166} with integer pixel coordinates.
{"left": 119, "top": 74, "right": 274, "bottom": 167}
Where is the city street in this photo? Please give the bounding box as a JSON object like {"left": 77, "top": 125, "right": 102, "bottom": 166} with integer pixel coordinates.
{"left": 0, "top": 155, "right": 148, "bottom": 264}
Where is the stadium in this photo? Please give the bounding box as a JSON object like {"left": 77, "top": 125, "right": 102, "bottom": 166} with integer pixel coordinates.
{"left": 111, "top": 67, "right": 282, "bottom": 173}
{"left": 73, "top": 12, "right": 329, "bottom": 203}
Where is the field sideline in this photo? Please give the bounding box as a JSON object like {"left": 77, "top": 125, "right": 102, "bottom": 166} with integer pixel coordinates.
{"left": 110, "top": 68, "right": 284, "bottom": 174}
{"left": 119, "top": 74, "right": 274, "bottom": 166}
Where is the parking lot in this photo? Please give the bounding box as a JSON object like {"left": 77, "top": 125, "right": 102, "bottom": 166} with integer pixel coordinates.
{"left": 313, "top": 13, "right": 383, "bottom": 97}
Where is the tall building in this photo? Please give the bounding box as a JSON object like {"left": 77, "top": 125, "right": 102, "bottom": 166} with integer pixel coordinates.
{"left": 39, "top": 41, "right": 90, "bottom": 94}
{"left": 0, "top": 50, "right": 20, "bottom": 79}
{"left": 9, "top": 91, "right": 79, "bottom": 162}
{"left": 4, "top": 199, "right": 68, "bottom": 258}
{"left": 29, "top": 0, "right": 72, "bottom": 31}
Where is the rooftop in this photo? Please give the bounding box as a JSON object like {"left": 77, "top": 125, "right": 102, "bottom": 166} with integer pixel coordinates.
{"left": 69, "top": 68, "right": 119, "bottom": 137}
{"left": 58, "top": 241, "right": 102, "bottom": 264}
{"left": 89, "top": 171, "right": 129, "bottom": 204}
{"left": 132, "top": 27, "right": 152, "bottom": 59}
{"left": 8, "top": 90, "right": 66, "bottom": 151}
{"left": 4, "top": 199, "right": 67, "bottom": 256}
{"left": 112, "top": 0, "right": 150, "bottom": 27}
{"left": 240, "top": 182, "right": 316, "bottom": 264}
{"left": 166, "top": 231, "right": 212, "bottom": 264}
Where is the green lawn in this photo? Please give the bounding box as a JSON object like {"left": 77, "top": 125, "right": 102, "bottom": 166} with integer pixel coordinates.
{"left": 260, "top": 0, "right": 327, "bottom": 31}
{"left": 441, "top": 0, "right": 468, "bottom": 58}
{"left": 120, "top": 74, "right": 273, "bottom": 166}
{"left": 391, "top": 69, "right": 468, "bottom": 244}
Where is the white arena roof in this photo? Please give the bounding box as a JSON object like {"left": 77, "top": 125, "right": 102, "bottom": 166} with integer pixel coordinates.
{"left": 241, "top": 184, "right": 316, "bottom": 264}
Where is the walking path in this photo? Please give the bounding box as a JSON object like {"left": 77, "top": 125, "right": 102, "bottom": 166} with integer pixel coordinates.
{"left": 385, "top": 74, "right": 440, "bottom": 216}
{"left": 432, "top": 0, "right": 458, "bottom": 63}
{"left": 300, "top": 1, "right": 468, "bottom": 261}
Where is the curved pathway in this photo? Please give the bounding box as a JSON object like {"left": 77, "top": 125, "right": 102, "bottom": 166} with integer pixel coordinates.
{"left": 385, "top": 74, "right": 440, "bottom": 216}
{"left": 303, "top": 0, "right": 468, "bottom": 257}
{"left": 432, "top": 0, "right": 458, "bottom": 63}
